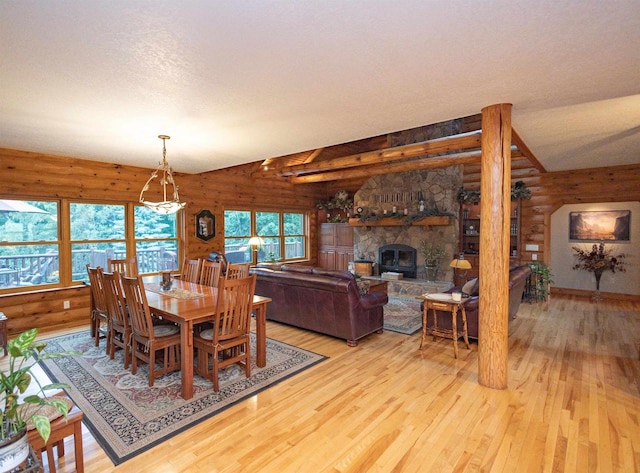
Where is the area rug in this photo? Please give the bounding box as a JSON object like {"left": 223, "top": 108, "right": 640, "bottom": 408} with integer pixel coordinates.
{"left": 38, "top": 330, "right": 326, "bottom": 465}
{"left": 384, "top": 296, "right": 423, "bottom": 335}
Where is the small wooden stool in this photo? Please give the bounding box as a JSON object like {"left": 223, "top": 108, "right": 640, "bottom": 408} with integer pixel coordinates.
{"left": 27, "top": 399, "right": 84, "bottom": 473}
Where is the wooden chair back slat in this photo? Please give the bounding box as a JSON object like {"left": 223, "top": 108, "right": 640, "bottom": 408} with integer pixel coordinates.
{"left": 181, "top": 259, "right": 202, "bottom": 283}
{"left": 108, "top": 257, "right": 138, "bottom": 277}
{"left": 225, "top": 263, "right": 250, "bottom": 280}
{"left": 121, "top": 276, "right": 153, "bottom": 340}
{"left": 214, "top": 274, "right": 256, "bottom": 343}
{"left": 102, "top": 271, "right": 128, "bottom": 328}
{"left": 86, "top": 265, "right": 107, "bottom": 315}
{"left": 200, "top": 260, "right": 222, "bottom": 287}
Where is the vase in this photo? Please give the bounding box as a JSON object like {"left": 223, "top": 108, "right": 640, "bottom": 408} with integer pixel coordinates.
{"left": 425, "top": 264, "right": 438, "bottom": 282}
{"left": 592, "top": 270, "right": 604, "bottom": 302}
{"left": 0, "top": 428, "right": 29, "bottom": 472}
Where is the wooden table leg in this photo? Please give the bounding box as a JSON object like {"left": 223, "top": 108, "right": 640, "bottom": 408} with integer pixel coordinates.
{"left": 180, "top": 320, "right": 194, "bottom": 400}
{"left": 461, "top": 306, "right": 470, "bottom": 351}
{"left": 254, "top": 302, "right": 267, "bottom": 367}
{"left": 452, "top": 306, "right": 459, "bottom": 359}
{"left": 419, "top": 302, "right": 428, "bottom": 349}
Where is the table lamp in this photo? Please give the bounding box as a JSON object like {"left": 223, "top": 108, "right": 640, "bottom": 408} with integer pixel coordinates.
{"left": 248, "top": 236, "right": 264, "bottom": 262}
{"left": 449, "top": 253, "right": 472, "bottom": 287}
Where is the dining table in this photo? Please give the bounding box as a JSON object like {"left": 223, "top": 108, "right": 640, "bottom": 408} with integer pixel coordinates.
{"left": 141, "top": 275, "right": 271, "bottom": 400}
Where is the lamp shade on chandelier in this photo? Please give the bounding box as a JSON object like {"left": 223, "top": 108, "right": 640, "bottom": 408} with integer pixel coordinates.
{"left": 139, "top": 135, "right": 186, "bottom": 214}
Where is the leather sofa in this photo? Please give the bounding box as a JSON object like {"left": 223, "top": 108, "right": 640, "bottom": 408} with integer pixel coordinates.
{"left": 251, "top": 264, "right": 388, "bottom": 346}
{"left": 423, "top": 264, "right": 532, "bottom": 339}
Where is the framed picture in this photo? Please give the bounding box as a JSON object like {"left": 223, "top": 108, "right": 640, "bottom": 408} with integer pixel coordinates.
{"left": 569, "top": 210, "right": 630, "bottom": 241}
{"left": 196, "top": 210, "right": 215, "bottom": 241}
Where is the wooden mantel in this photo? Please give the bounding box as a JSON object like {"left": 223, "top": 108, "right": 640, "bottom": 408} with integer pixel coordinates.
{"left": 348, "top": 216, "right": 451, "bottom": 228}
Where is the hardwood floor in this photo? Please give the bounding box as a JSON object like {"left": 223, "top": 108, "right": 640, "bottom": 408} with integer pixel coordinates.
{"left": 20, "top": 296, "right": 640, "bottom": 472}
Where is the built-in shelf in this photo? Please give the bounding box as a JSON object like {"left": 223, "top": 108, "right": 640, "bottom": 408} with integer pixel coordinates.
{"left": 348, "top": 216, "right": 451, "bottom": 227}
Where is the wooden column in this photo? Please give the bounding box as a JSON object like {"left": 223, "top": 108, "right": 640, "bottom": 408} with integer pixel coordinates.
{"left": 478, "top": 103, "right": 512, "bottom": 389}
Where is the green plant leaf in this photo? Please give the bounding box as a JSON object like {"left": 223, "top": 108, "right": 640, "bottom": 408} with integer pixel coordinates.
{"left": 31, "top": 414, "right": 51, "bottom": 444}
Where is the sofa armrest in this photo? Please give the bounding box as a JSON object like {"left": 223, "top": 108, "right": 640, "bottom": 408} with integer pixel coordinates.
{"left": 360, "top": 291, "right": 388, "bottom": 310}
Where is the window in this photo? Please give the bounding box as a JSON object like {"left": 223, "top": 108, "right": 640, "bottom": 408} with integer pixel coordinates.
{"left": 224, "top": 209, "right": 307, "bottom": 264}
{"left": 0, "top": 199, "right": 59, "bottom": 290}
{"left": 70, "top": 203, "right": 126, "bottom": 283}
{"left": 134, "top": 206, "right": 179, "bottom": 272}
{"left": 0, "top": 198, "right": 181, "bottom": 292}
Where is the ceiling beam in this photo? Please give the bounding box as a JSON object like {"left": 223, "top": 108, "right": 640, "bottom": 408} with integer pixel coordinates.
{"left": 255, "top": 131, "right": 482, "bottom": 178}
{"left": 290, "top": 150, "right": 482, "bottom": 184}
{"left": 512, "top": 128, "right": 546, "bottom": 173}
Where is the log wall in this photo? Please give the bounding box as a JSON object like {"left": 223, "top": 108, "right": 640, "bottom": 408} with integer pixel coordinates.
{"left": 2, "top": 145, "right": 639, "bottom": 333}
{"left": 0, "top": 148, "right": 326, "bottom": 334}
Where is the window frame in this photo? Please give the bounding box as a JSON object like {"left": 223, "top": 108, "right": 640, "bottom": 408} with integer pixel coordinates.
{"left": 0, "top": 197, "right": 184, "bottom": 294}
{"left": 224, "top": 208, "right": 309, "bottom": 265}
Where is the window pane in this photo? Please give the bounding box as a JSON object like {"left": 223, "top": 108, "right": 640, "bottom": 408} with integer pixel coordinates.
{"left": 134, "top": 206, "right": 177, "bottom": 238}
{"left": 0, "top": 244, "right": 59, "bottom": 288}
{"left": 70, "top": 203, "right": 125, "bottom": 240}
{"left": 285, "top": 236, "right": 305, "bottom": 259}
{"left": 71, "top": 243, "right": 126, "bottom": 282}
{"left": 284, "top": 213, "right": 303, "bottom": 235}
{"left": 224, "top": 238, "right": 250, "bottom": 263}
{"left": 259, "top": 237, "right": 280, "bottom": 262}
{"left": 136, "top": 241, "right": 179, "bottom": 273}
{"left": 224, "top": 211, "right": 251, "bottom": 237}
{"left": 256, "top": 212, "right": 279, "bottom": 236}
{"left": 0, "top": 200, "right": 57, "bottom": 242}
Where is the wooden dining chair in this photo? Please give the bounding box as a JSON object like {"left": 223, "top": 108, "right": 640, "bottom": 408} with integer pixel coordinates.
{"left": 86, "top": 264, "right": 110, "bottom": 351}
{"left": 107, "top": 256, "right": 139, "bottom": 277}
{"left": 194, "top": 274, "right": 256, "bottom": 391}
{"left": 121, "top": 275, "right": 181, "bottom": 386}
{"left": 225, "top": 263, "right": 250, "bottom": 280}
{"left": 102, "top": 270, "right": 132, "bottom": 369}
{"left": 199, "top": 260, "right": 222, "bottom": 287}
{"left": 180, "top": 258, "right": 202, "bottom": 283}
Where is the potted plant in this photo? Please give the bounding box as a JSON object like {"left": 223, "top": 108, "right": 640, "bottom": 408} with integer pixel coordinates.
{"left": 572, "top": 241, "right": 626, "bottom": 301}
{"left": 421, "top": 241, "right": 446, "bottom": 281}
{"left": 0, "top": 328, "right": 78, "bottom": 471}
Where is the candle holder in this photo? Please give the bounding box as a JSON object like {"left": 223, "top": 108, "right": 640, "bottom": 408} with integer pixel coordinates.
{"left": 160, "top": 271, "right": 173, "bottom": 291}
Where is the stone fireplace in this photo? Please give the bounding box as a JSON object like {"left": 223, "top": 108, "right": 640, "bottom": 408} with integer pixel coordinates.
{"left": 352, "top": 166, "right": 462, "bottom": 282}
{"left": 378, "top": 244, "right": 417, "bottom": 278}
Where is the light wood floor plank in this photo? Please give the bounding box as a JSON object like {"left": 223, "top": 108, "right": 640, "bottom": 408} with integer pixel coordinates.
{"left": 6, "top": 295, "right": 639, "bottom": 472}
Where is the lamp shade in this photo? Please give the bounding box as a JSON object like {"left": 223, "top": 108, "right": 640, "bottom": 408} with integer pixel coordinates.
{"left": 449, "top": 256, "right": 472, "bottom": 270}
{"left": 248, "top": 236, "right": 264, "bottom": 246}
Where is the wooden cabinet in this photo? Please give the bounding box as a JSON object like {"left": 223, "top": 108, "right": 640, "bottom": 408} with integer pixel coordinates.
{"left": 318, "top": 223, "right": 354, "bottom": 271}
{"left": 460, "top": 201, "right": 521, "bottom": 279}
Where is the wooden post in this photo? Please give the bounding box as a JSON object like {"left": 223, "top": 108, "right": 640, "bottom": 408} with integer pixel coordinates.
{"left": 478, "top": 103, "right": 512, "bottom": 389}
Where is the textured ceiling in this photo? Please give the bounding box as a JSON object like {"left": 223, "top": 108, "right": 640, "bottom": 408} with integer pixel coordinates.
{"left": 1, "top": 1, "right": 639, "bottom": 174}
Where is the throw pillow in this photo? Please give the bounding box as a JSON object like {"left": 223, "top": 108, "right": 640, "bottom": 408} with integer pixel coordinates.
{"left": 462, "top": 277, "right": 479, "bottom": 296}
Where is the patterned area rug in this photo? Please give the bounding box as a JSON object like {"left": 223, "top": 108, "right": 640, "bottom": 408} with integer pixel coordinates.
{"left": 38, "top": 331, "right": 326, "bottom": 465}
{"left": 384, "top": 296, "right": 423, "bottom": 335}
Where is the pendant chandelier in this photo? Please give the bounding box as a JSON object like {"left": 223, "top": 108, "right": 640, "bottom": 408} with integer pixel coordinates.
{"left": 139, "top": 135, "right": 186, "bottom": 215}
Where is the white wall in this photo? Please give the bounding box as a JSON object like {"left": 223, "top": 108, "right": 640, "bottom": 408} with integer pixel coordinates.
{"left": 550, "top": 201, "right": 639, "bottom": 295}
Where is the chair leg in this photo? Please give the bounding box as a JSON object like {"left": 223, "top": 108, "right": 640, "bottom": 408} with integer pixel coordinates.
{"left": 148, "top": 347, "right": 156, "bottom": 387}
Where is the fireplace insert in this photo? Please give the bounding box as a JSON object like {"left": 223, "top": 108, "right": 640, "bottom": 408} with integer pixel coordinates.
{"left": 378, "top": 244, "right": 417, "bottom": 279}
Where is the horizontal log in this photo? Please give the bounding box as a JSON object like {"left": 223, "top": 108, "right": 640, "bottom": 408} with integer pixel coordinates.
{"left": 291, "top": 150, "right": 481, "bottom": 184}
{"left": 256, "top": 131, "right": 482, "bottom": 178}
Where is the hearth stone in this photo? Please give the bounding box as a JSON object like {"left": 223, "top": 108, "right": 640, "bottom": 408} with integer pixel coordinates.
{"left": 363, "top": 276, "right": 453, "bottom": 298}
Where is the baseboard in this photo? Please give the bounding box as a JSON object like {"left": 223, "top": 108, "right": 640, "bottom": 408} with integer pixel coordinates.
{"left": 551, "top": 286, "right": 640, "bottom": 302}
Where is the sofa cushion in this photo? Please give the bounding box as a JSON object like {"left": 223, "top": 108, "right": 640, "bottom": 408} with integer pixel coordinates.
{"left": 281, "top": 264, "right": 313, "bottom": 274}
{"left": 462, "top": 277, "right": 479, "bottom": 296}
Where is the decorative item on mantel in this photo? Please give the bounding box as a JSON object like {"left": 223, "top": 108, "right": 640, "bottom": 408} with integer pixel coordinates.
{"left": 421, "top": 241, "right": 446, "bottom": 282}
{"left": 316, "top": 190, "right": 353, "bottom": 223}
{"left": 572, "top": 241, "right": 626, "bottom": 302}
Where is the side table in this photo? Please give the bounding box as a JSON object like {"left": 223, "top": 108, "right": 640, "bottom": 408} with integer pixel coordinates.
{"left": 419, "top": 293, "right": 470, "bottom": 358}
